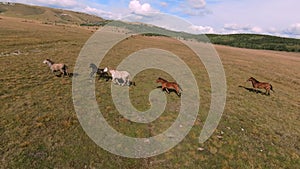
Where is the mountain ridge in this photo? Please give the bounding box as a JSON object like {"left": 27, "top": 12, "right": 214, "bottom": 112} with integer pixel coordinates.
{"left": 1, "top": 2, "right": 299, "bottom": 52}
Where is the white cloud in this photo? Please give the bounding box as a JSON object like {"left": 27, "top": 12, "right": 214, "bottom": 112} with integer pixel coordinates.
{"left": 129, "top": 0, "right": 157, "bottom": 15}
{"left": 10, "top": 0, "right": 81, "bottom": 8}
{"left": 223, "top": 23, "right": 262, "bottom": 34}
{"left": 83, "top": 6, "right": 115, "bottom": 19}
{"left": 250, "top": 27, "right": 262, "bottom": 33}
{"left": 187, "top": 0, "right": 206, "bottom": 9}
{"left": 160, "top": 2, "right": 168, "bottom": 7}
{"left": 284, "top": 23, "right": 300, "bottom": 35}
{"left": 177, "top": 0, "right": 210, "bottom": 16}
{"left": 189, "top": 25, "right": 214, "bottom": 34}
{"left": 40, "top": 0, "right": 79, "bottom": 7}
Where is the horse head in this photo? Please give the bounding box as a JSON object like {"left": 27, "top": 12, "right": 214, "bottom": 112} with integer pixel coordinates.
{"left": 103, "top": 67, "right": 108, "bottom": 72}
{"left": 247, "top": 77, "right": 260, "bottom": 83}
{"left": 43, "top": 59, "right": 54, "bottom": 65}
{"left": 156, "top": 77, "right": 164, "bottom": 83}
{"left": 156, "top": 77, "right": 167, "bottom": 83}
{"left": 89, "top": 63, "right": 96, "bottom": 68}
{"left": 247, "top": 77, "right": 254, "bottom": 82}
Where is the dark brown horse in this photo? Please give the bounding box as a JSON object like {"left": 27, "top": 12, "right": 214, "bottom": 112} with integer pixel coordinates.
{"left": 247, "top": 77, "right": 274, "bottom": 95}
{"left": 156, "top": 77, "right": 182, "bottom": 96}
{"left": 89, "top": 63, "right": 111, "bottom": 81}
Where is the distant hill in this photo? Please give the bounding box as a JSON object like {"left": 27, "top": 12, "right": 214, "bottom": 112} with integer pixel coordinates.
{"left": 206, "top": 34, "right": 300, "bottom": 52}
{"left": 0, "top": 2, "right": 104, "bottom": 25}
{"left": 1, "top": 2, "right": 299, "bottom": 52}
{"left": 107, "top": 21, "right": 300, "bottom": 52}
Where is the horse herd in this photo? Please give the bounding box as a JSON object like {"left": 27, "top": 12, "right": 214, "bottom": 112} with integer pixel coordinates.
{"left": 43, "top": 59, "right": 275, "bottom": 96}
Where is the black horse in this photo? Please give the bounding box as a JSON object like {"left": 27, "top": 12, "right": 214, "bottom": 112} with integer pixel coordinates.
{"left": 89, "top": 63, "right": 111, "bottom": 81}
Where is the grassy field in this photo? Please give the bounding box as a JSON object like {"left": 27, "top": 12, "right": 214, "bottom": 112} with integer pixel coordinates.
{"left": 1, "top": 15, "right": 300, "bottom": 169}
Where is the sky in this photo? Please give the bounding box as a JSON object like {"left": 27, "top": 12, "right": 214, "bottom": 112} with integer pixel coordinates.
{"left": 3, "top": 0, "right": 300, "bottom": 38}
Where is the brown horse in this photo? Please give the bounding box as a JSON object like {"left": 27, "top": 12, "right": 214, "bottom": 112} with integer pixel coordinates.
{"left": 247, "top": 77, "right": 274, "bottom": 95}
{"left": 156, "top": 77, "right": 182, "bottom": 96}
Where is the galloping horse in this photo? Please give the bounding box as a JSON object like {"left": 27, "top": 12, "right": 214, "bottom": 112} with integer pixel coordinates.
{"left": 89, "top": 63, "right": 110, "bottom": 81}
{"left": 43, "top": 59, "right": 69, "bottom": 77}
{"left": 247, "top": 77, "right": 274, "bottom": 95}
{"left": 109, "top": 69, "right": 131, "bottom": 86}
{"left": 156, "top": 77, "right": 182, "bottom": 96}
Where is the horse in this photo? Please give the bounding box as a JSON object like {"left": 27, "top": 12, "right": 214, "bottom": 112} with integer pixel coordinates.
{"left": 43, "top": 59, "right": 69, "bottom": 77}
{"left": 89, "top": 63, "right": 110, "bottom": 81}
{"left": 109, "top": 69, "right": 131, "bottom": 86}
{"left": 247, "top": 77, "right": 274, "bottom": 95}
{"left": 114, "top": 78, "right": 136, "bottom": 86}
{"left": 156, "top": 77, "right": 182, "bottom": 96}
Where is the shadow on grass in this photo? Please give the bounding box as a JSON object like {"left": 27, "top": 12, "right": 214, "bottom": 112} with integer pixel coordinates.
{"left": 55, "top": 72, "right": 79, "bottom": 78}
{"left": 97, "top": 75, "right": 112, "bottom": 82}
{"left": 238, "top": 85, "right": 269, "bottom": 96}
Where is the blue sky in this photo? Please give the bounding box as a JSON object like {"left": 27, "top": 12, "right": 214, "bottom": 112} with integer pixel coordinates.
{"left": 4, "top": 0, "right": 300, "bottom": 38}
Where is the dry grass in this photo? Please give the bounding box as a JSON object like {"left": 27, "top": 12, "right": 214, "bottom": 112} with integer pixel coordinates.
{"left": 0, "top": 16, "right": 300, "bottom": 168}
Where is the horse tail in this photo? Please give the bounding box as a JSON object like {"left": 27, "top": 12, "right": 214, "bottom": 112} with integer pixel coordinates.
{"left": 63, "top": 64, "right": 69, "bottom": 76}
{"left": 178, "top": 84, "right": 183, "bottom": 91}
{"left": 127, "top": 74, "right": 131, "bottom": 85}
{"left": 270, "top": 84, "right": 275, "bottom": 92}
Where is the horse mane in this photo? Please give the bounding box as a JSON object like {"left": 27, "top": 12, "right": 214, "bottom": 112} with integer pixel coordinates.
{"left": 89, "top": 63, "right": 97, "bottom": 69}
{"left": 158, "top": 77, "right": 168, "bottom": 82}
{"left": 250, "top": 77, "right": 259, "bottom": 83}
{"left": 46, "top": 59, "right": 54, "bottom": 64}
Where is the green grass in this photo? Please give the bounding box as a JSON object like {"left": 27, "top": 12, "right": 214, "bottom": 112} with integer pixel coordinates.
{"left": 1, "top": 15, "right": 300, "bottom": 168}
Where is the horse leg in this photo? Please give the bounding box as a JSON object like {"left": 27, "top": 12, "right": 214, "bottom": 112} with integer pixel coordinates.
{"left": 266, "top": 89, "right": 270, "bottom": 96}
{"left": 105, "top": 76, "right": 110, "bottom": 82}
{"left": 177, "top": 91, "right": 181, "bottom": 97}
{"left": 107, "top": 75, "right": 111, "bottom": 82}
{"left": 165, "top": 88, "right": 170, "bottom": 94}
{"left": 116, "top": 78, "right": 122, "bottom": 86}
{"left": 114, "top": 78, "right": 118, "bottom": 84}
{"left": 90, "top": 71, "right": 95, "bottom": 78}
{"left": 112, "top": 77, "right": 116, "bottom": 84}
{"left": 65, "top": 69, "right": 69, "bottom": 77}
{"left": 103, "top": 73, "right": 109, "bottom": 81}
{"left": 98, "top": 73, "right": 102, "bottom": 80}
{"left": 60, "top": 69, "right": 65, "bottom": 78}
{"left": 121, "top": 78, "right": 125, "bottom": 86}
{"left": 161, "top": 86, "right": 165, "bottom": 93}
{"left": 121, "top": 77, "right": 126, "bottom": 86}
{"left": 126, "top": 77, "right": 130, "bottom": 86}
{"left": 51, "top": 69, "right": 56, "bottom": 76}
{"left": 176, "top": 88, "right": 181, "bottom": 96}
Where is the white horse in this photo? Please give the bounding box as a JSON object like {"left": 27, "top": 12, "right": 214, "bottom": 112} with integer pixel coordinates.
{"left": 109, "top": 69, "right": 130, "bottom": 86}
{"left": 43, "top": 59, "right": 69, "bottom": 77}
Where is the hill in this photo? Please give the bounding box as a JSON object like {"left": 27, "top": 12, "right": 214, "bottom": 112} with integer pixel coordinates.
{"left": 1, "top": 8, "right": 300, "bottom": 168}
{"left": 1, "top": 2, "right": 299, "bottom": 52}
{"left": 107, "top": 21, "right": 300, "bottom": 52}
{"left": 0, "top": 2, "right": 104, "bottom": 25}
{"left": 207, "top": 34, "right": 300, "bottom": 52}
